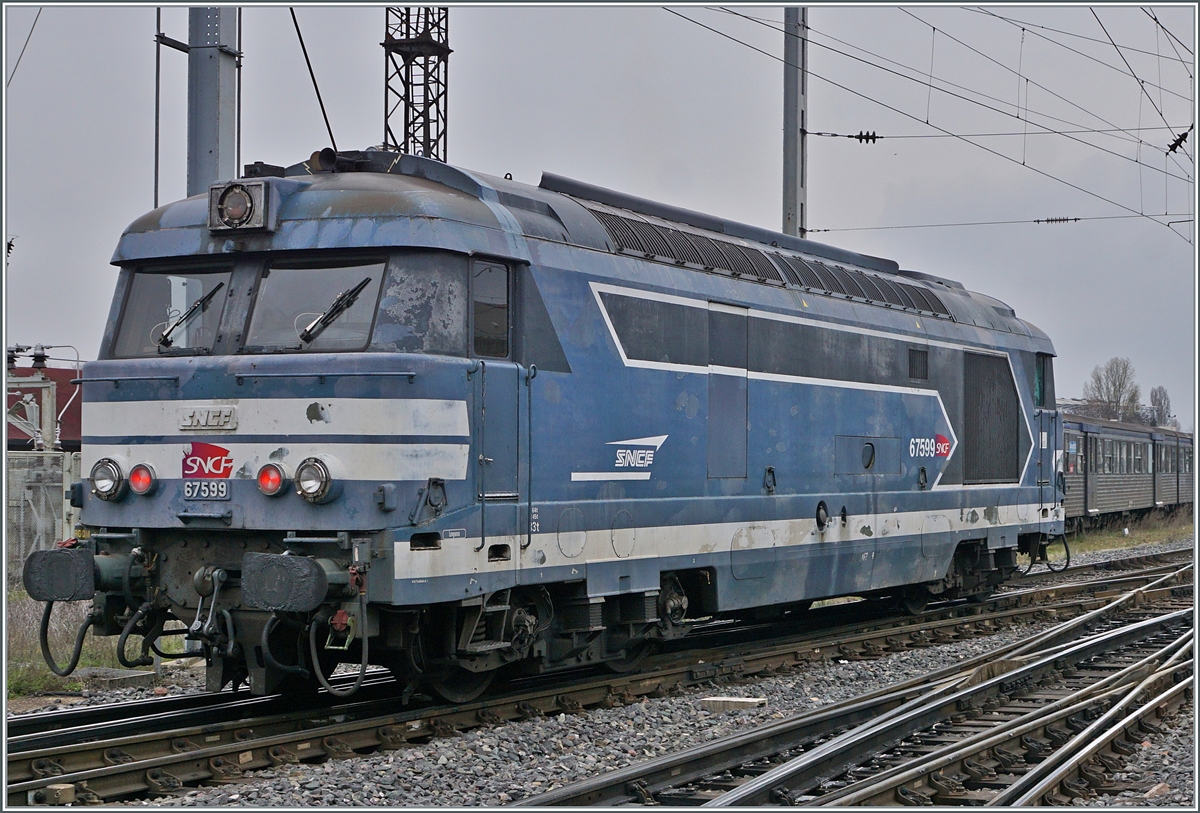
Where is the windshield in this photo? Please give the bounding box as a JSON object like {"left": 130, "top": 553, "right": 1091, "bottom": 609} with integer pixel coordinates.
{"left": 112, "top": 269, "right": 232, "bottom": 358}
{"left": 244, "top": 261, "right": 385, "bottom": 351}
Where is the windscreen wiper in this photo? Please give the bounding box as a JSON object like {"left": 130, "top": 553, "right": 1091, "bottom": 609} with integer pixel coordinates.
{"left": 157, "top": 282, "right": 225, "bottom": 347}
{"left": 299, "top": 277, "right": 373, "bottom": 344}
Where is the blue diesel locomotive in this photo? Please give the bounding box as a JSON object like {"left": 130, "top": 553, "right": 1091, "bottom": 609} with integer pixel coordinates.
{"left": 23, "top": 148, "right": 1066, "bottom": 701}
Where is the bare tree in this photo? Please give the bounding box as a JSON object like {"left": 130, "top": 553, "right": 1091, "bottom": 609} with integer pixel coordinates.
{"left": 1149, "top": 386, "right": 1173, "bottom": 427}
{"left": 1082, "top": 357, "right": 1143, "bottom": 423}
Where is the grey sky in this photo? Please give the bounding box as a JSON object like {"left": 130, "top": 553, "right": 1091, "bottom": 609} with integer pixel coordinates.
{"left": 4, "top": 4, "right": 1195, "bottom": 430}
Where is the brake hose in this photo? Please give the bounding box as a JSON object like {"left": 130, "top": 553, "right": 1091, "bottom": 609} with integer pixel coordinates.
{"left": 39, "top": 601, "right": 94, "bottom": 677}
{"left": 117, "top": 602, "right": 155, "bottom": 668}
{"left": 308, "top": 590, "right": 369, "bottom": 697}
{"left": 262, "top": 614, "right": 309, "bottom": 678}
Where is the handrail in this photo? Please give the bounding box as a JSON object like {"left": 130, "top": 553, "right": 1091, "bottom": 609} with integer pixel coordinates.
{"left": 234, "top": 371, "right": 416, "bottom": 384}
{"left": 70, "top": 376, "right": 179, "bottom": 387}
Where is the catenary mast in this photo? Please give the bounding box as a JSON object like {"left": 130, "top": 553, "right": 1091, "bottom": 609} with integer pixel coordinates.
{"left": 383, "top": 8, "right": 451, "bottom": 162}
{"left": 782, "top": 7, "right": 808, "bottom": 237}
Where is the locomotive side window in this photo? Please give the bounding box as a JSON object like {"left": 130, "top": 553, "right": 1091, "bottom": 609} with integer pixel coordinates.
{"left": 1133, "top": 443, "right": 1143, "bottom": 474}
{"left": 472, "top": 262, "right": 510, "bottom": 358}
{"left": 1034, "top": 353, "right": 1055, "bottom": 408}
{"left": 112, "top": 268, "right": 232, "bottom": 358}
{"left": 244, "top": 260, "right": 385, "bottom": 352}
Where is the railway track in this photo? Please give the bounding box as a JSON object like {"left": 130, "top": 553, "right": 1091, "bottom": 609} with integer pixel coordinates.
{"left": 10, "top": 547, "right": 1184, "bottom": 743}
{"left": 7, "top": 559, "right": 1192, "bottom": 805}
{"left": 1009, "top": 547, "right": 1193, "bottom": 587}
{"left": 516, "top": 565, "right": 1193, "bottom": 806}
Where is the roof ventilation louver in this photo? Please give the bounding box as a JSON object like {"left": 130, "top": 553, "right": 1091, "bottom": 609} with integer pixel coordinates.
{"left": 781, "top": 255, "right": 823, "bottom": 289}
{"left": 659, "top": 227, "right": 706, "bottom": 266}
{"left": 681, "top": 231, "right": 729, "bottom": 270}
{"left": 888, "top": 280, "right": 920, "bottom": 310}
{"left": 872, "top": 275, "right": 909, "bottom": 308}
{"left": 772, "top": 254, "right": 805, "bottom": 287}
{"left": 828, "top": 265, "right": 867, "bottom": 299}
{"left": 623, "top": 218, "right": 674, "bottom": 259}
{"left": 582, "top": 204, "right": 954, "bottom": 319}
{"left": 743, "top": 248, "right": 785, "bottom": 284}
{"left": 713, "top": 241, "right": 757, "bottom": 278}
{"left": 806, "top": 261, "right": 848, "bottom": 296}
{"left": 853, "top": 271, "right": 886, "bottom": 302}
{"left": 589, "top": 209, "right": 644, "bottom": 254}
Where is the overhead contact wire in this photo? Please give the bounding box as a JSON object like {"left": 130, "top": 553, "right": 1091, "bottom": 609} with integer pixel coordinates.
{"left": 289, "top": 7, "right": 338, "bottom": 152}
{"left": 970, "top": 7, "right": 1190, "bottom": 102}
{"left": 714, "top": 7, "right": 1191, "bottom": 182}
{"left": 6, "top": 7, "right": 42, "bottom": 88}
{"left": 667, "top": 9, "right": 1187, "bottom": 239}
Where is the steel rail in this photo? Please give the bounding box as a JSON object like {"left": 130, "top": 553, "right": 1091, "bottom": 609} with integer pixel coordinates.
{"left": 996, "top": 653, "right": 1196, "bottom": 806}
{"left": 10, "top": 553, "right": 1186, "bottom": 742}
{"left": 6, "top": 670, "right": 399, "bottom": 756}
{"left": 809, "top": 631, "right": 1194, "bottom": 805}
{"left": 1008, "top": 671, "right": 1193, "bottom": 806}
{"left": 1011, "top": 549, "right": 1192, "bottom": 585}
{"left": 513, "top": 578, "right": 1192, "bottom": 807}
{"left": 6, "top": 586, "right": 1141, "bottom": 805}
{"left": 5, "top": 666, "right": 399, "bottom": 742}
{"left": 7, "top": 565, "right": 1190, "bottom": 804}
{"left": 702, "top": 608, "right": 1193, "bottom": 806}
{"left": 11, "top": 565, "right": 1161, "bottom": 753}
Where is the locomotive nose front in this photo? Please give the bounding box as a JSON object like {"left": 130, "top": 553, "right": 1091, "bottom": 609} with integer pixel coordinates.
{"left": 56, "top": 244, "right": 488, "bottom": 694}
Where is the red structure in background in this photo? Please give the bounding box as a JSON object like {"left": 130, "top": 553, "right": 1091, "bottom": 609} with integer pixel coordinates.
{"left": 6, "top": 363, "right": 83, "bottom": 452}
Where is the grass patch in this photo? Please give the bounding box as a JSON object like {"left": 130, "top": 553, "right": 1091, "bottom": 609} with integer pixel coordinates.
{"left": 6, "top": 590, "right": 130, "bottom": 698}
{"left": 1068, "top": 508, "right": 1194, "bottom": 557}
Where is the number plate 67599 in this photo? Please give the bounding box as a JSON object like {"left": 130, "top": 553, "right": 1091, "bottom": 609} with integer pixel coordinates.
{"left": 184, "top": 480, "right": 230, "bottom": 500}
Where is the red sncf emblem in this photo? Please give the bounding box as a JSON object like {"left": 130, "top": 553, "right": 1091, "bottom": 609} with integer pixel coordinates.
{"left": 935, "top": 434, "right": 951, "bottom": 457}
{"left": 183, "top": 442, "right": 234, "bottom": 478}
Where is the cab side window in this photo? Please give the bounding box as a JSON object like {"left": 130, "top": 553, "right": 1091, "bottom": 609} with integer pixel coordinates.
{"left": 472, "top": 262, "right": 509, "bottom": 358}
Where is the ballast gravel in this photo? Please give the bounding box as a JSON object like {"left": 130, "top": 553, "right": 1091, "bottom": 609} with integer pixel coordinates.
{"left": 1081, "top": 701, "right": 1194, "bottom": 807}
{"left": 148, "top": 620, "right": 1069, "bottom": 807}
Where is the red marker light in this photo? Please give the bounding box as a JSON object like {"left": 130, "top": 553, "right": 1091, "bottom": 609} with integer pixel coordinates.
{"left": 257, "top": 463, "right": 286, "bottom": 496}
{"left": 129, "top": 464, "right": 156, "bottom": 496}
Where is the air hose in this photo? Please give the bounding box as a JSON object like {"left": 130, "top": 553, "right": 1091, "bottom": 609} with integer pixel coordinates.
{"left": 117, "top": 602, "right": 155, "bottom": 668}
{"left": 308, "top": 590, "right": 369, "bottom": 697}
{"left": 262, "top": 614, "right": 309, "bottom": 678}
{"left": 39, "top": 601, "right": 94, "bottom": 677}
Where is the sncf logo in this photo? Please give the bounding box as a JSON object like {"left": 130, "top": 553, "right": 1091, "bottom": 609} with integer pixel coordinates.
{"left": 183, "top": 442, "right": 234, "bottom": 478}
{"left": 615, "top": 449, "right": 655, "bottom": 468}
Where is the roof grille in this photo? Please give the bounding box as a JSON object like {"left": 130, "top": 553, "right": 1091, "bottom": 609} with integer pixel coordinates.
{"left": 584, "top": 205, "right": 951, "bottom": 318}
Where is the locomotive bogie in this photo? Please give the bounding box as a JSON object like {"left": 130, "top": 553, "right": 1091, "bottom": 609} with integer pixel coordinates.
{"left": 27, "top": 149, "right": 1076, "bottom": 699}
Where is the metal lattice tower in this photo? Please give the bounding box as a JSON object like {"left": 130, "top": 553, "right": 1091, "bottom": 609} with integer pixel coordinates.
{"left": 383, "top": 8, "right": 451, "bottom": 162}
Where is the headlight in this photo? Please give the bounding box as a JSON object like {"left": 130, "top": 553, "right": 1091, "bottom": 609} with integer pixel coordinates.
{"left": 257, "top": 463, "right": 290, "bottom": 497}
{"left": 217, "top": 184, "right": 254, "bottom": 227}
{"left": 295, "top": 457, "right": 338, "bottom": 503}
{"left": 208, "top": 180, "right": 270, "bottom": 231}
{"left": 128, "top": 463, "right": 157, "bottom": 496}
{"left": 91, "top": 458, "right": 127, "bottom": 501}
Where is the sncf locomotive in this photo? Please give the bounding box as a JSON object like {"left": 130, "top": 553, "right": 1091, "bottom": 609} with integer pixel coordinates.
{"left": 23, "top": 148, "right": 1066, "bottom": 702}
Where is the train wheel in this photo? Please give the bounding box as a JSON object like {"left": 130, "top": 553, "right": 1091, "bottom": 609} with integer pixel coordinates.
{"left": 604, "top": 641, "right": 657, "bottom": 673}
{"left": 428, "top": 666, "right": 496, "bottom": 704}
{"left": 900, "top": 586, "right": 929, "bottom": 615}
